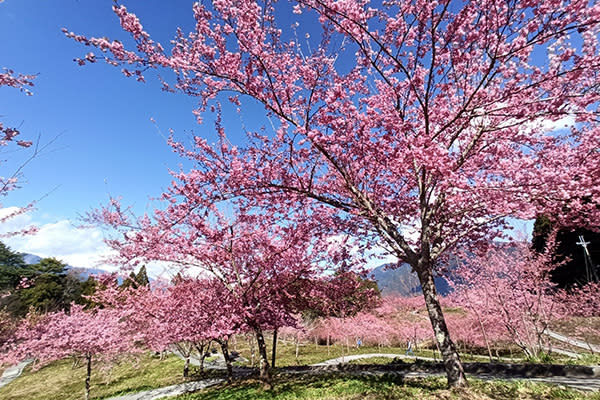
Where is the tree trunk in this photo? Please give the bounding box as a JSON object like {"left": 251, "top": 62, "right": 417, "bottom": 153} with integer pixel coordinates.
{"left": 271, "top": 328, "right": 278, "bottom": 368}
{"left": 183, "top": 357, "right": 190, "bottom": 378}
{"left": 194, "top": 342, "right": 208, "bottom": 372}
{"left": 200, "top": 353, "right": 206, "bottom": 372}
{"left": 247, "top": 334, "right": 256, "bottom": 367}
{"left": 416, "top": 266, "right": 467, "bottom": 387}
{"left": 85, "top": 354, "right": 92, "bottom": 400}
{"left": 254, "top": 326, "right": 273, "bottom": 390}
{"left": 474, "top": 308, "right": 494, "bottom": 362}
{"left": 218, "top": 339, "right": 233, "bottom": 383}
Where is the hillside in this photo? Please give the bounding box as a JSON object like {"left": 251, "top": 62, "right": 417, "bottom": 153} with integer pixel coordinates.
{"left": 371, "top": 263, "right": 450, "bottom": 297}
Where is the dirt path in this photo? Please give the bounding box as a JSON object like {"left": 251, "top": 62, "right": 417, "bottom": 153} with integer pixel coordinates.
{"left": 0, "top": 359, "right": 32, "bottom": 389}
{"left": 102, "top": 379, "right": 225, "bottom": 400}
{"left": 5, "top": 353, "right": 600, "bottom": 399}
{"left": 311, "top": 353, "right": 434, "bottom": 366}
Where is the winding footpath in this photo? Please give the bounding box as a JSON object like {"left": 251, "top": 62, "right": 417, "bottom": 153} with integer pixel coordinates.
{"left": 545, "top": 329, "right": 600, "bottom": 353}
{"left": 102, "top": 379, "right": 225, "bottom": 400}
{"left": 0, "top": 359, "right": 32, "bottom": 389}
{"left": 2, "top": 353, "right": 600, "bottom": 399}
{"left": 76, "top": 353, "right": 600, "bottom": 399}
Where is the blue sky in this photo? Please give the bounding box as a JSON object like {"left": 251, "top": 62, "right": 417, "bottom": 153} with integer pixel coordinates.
{"left": 1, "top": 0, "right": 227, "bottom": 270}
{"left": 0, "top": 0, "right": 313, "bottom": 274}
{"left": 0, "top": 0, "right": 538, "bottom": 273}
{"left": 1, "top": 0, "right": 208, "bottom": 218}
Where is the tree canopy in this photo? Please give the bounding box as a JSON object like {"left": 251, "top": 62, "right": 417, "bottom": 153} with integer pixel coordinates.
{"left": 0, "top": 243, "right": 98, "bottom": 317}
{"left": 68, "top": 0, "right": 600, "bottom": 387}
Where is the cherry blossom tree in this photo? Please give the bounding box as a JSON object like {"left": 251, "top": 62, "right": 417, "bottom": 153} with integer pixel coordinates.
{"left": 553, "top": 281, "right": 600, "bottom": 351}
{"left": 2, "top": 305, "right": 136, "bottom": 400}
{"left": 0, "top": 307, "right": 17, "bottom": 351}
{"left": 0, "top": 68, "right": 34, "bottom": 149}
{"left": 67, "top": 0, "right": 600, "bottom": 386}
{"left": 91, "top": 202, "right": 356, "bottom": 388}
{"left": 0, "top": 68, "right": 38, "bottom": 237}
{"left": 451, "top": 241, "right": 570, "bottom": 358}
{"left": 112, "top": 277, "right": 240, "bottom": 378}
{"left": 312, "top": 269, "right": 380, "bottom": 319}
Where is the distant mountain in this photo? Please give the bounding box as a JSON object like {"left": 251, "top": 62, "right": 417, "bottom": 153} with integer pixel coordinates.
{"left": 21, "top": 253, "right": 42, "bottom": 265}
{"left": 69, "top": 267, "right": 111, "bottom": 280}
{"left": 371, "top": 262, "right": 451, "bottom": 297}
{"left": 19, "top": 252, "right": 109, "bottom": 280}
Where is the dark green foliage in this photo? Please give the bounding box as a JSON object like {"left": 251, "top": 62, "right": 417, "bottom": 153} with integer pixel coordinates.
{"left": 5, "top": 258, "right": 70, "bottom": 315}
{"left": 0, "top": 243, "right": 99, "bottom": 316}
{"left": 135, "top": 266, "right": 150, "bottom": 286}
{"left": 120, "top": 266, "right": 150, "bottom": 289}
{"left": 77, "top": 276, "right": 99, "bottom": 309}
{"left": 0, "top": 242, "right": 27, "bottom": 290}
{"left": 532, "top": 216, "right": 600, "bottom": 288}
{"left": 17, "top": 259, "right": 67, "bottom": 314}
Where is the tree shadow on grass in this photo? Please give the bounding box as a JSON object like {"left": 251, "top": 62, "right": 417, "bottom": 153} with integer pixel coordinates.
{"left": 183, "top": 373, "right": 590, "bottom": 400}
{"left": 184, "top": 374, "right": 443, "bottom": 400}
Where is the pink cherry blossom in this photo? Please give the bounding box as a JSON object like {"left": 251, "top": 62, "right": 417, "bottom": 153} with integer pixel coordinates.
{"left": 69, "top": 0, "right": 600, "bottom": 387}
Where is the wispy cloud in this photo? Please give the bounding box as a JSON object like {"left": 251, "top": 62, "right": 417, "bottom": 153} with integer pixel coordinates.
{"left": 0, "top": 209, "right": 116, "bottom": 271}
{"left": 0, "top": 208, "right": 183, "bottom": 279}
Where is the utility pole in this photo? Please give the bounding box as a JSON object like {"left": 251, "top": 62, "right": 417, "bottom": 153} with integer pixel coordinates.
{"left": 576, "top": 235, "right": 598, "bottom": 283}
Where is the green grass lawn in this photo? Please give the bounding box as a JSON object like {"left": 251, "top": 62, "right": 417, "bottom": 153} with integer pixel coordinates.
{"left": 175, "top": 374, "right": 600, "bottom": 400}
{"left": 0, "top": 353, "right": 197, "bottom": 400}
{"left": 238, "top": 340, "right": 437, "bottom": 367}
{"left": 1, "top": 340, "right": 599, "bottom": 400}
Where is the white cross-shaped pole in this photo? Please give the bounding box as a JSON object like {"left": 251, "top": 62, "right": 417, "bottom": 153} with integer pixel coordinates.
{"left": 576, "top": 235, "right": 591, "bottom": 257}
{"left": 576, "top": 235, "right": 597, "bottom": 282}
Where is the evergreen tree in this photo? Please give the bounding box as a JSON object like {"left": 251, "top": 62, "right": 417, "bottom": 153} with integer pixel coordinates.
{"left": 135, "top": 265, "right": 150, "bottom": 287}
{"left": 0, "top": 242, "right": 27, "bottom": 290}
{"left": 0, "top": 242, "right": 100, "bottom": 316}
{"left": 120, "top": 266, "right": 150, "bottom": 289}
{"left": 15, "top": 258, "right": 70, "bottom": 315}
{"left": 77, "top": 276, "right": 100, "bottom": 310}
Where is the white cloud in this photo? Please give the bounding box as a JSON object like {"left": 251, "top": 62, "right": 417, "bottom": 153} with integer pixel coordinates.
{"left": 0, "top": 210, "right": 117, "bottom": 271}
{"left": 539, "top": 114, "right": 575, "bottom": 133}
{"left": 0, "top": 208, "right": 193, "bottom": 279}
{"left": 0, "top": 206, "right": 34, "bottom": 233}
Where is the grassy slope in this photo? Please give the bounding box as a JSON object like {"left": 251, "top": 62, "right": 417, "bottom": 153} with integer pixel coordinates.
{"left": 176, "top": 374, "right": 600, "bottom": 400}
{"left": 0, "top": 353, "right": 189, "bottom": 400}
{"left": 2, "top": 339, "right": 599, "bottom": 400}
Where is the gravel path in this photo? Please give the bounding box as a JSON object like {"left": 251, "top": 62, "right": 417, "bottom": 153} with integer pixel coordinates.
{"left": 0, "top": 359, "right": 32, "bottom": 389}
{"left": 4, "top": 353, "right": 599, "bottom": 399}
{"left": 102, "top": 379, "right": 225, "bottom": 400}
{"left": 311, "top": 353, "right": 434, "bottom": 366}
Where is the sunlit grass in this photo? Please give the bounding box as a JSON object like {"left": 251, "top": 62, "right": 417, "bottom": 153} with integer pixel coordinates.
{"left": 234, "top": 338, "right": 434, "bottom": 368}
{"left": 1, "top": 339, "right": 598, "bottom": 400}
{"left": 0, "top": 353, "right": 198, "bottom": 400}
{"left": 175, "top": 374, "right": 600, "bottom": 400}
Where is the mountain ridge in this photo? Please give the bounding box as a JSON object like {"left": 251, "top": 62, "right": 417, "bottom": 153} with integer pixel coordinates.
{"left": 371, "top": 262, "right": 451, "bottom": 297}
{"left": 19, "top": 252, "right": 109, "bottom": 280}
